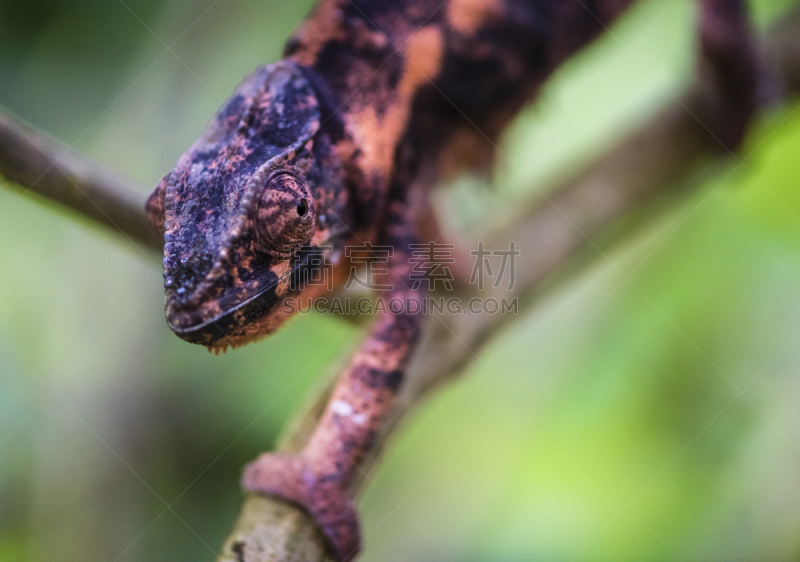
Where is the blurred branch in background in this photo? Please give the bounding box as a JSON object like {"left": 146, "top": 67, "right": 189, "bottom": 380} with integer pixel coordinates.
{"left": 1, "top": 5, "right": 800, "bottom": 562}
{"left": 0, "top": 110, "right": 162, "bottom": 251}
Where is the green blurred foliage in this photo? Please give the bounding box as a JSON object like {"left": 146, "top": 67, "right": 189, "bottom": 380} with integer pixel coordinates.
{"left": 2, "top": 0, "right": 800, "bottom": 560}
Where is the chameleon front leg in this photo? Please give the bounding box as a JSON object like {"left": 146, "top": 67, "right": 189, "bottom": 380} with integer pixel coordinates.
{"left": 242, "top": 198, "right": 425, "bottom": 562}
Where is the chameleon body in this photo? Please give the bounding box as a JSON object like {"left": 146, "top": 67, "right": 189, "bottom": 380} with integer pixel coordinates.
{"left": 146, "top": 0, "right": 757, "bottom": 559}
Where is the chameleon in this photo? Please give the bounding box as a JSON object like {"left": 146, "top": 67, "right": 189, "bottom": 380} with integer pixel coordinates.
{"left": 144, "top": 0, "right": 758, "bottom": 559}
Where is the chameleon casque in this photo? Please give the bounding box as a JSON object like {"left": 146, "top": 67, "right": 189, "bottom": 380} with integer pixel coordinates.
{"left": 144, "top": 0, "right": 757, "bottom": 559}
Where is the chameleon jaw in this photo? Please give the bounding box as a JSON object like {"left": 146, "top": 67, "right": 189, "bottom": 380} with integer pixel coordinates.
{"left": 166, "top": 239, "right": 343, "bottom": 350}
{"left": 166, "top": 275, "right": 288, "bottom": 348}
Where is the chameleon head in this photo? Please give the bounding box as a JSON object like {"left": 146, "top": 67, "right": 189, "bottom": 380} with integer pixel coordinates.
{"left": 146, "top": 61, "right": 350, "bottom": 351}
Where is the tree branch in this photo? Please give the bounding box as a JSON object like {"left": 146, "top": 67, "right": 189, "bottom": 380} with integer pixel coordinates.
{"left": 218, "top": 7, "right": 800, "bottom": 562}
{"left": 0, "top": 110, "right": 162, "bottom": 251}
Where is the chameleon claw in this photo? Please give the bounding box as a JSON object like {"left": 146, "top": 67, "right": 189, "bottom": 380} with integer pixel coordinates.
{"left": 242, "top": 452, "right": 361, "bottom": 562}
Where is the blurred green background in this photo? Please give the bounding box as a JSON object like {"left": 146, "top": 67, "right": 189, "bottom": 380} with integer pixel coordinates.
{"left": 3, "top": 0, "right": 800, "bottom": 560}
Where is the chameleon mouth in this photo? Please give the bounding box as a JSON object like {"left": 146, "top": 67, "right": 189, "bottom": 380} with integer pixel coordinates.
{"left": 167, "top": 278, "right": 283, "bottom": 346}
{"left": 165, "top": 242, "right": 335, "bottom": 347}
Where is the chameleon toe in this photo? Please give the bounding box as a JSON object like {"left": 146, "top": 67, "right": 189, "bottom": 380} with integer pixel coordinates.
{"left": 242, "top": 453, "right": 362, "bottom": 562}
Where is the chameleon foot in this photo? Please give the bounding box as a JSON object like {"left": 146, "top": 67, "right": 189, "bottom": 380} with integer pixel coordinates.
{"left": 242, "top": 452, "right": 361, "bottom": 562}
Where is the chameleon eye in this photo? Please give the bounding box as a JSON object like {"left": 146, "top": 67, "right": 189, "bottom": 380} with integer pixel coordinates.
{"left": 297, "top": 198, "right": 309, "bottom": 217}
{"left": 256, "top": 172, "right": 316, "bottom": 255}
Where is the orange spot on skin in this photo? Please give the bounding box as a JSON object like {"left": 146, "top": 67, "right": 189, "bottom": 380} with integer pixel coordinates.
{"left": 446, "top": 0, "right": 504, "bottom": 35}
{"left": 348, "top": 27, "right": 445, "bottom": 181}
{"left": 289, "top": 0, "right": 348, "bottom": 66}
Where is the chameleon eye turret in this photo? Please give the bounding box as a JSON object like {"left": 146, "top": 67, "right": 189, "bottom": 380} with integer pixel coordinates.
{"left": 255, "top": 171, "right": 316, "bottom": 256}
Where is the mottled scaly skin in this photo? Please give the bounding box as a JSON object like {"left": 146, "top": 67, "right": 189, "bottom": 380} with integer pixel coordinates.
{"left": 146, "top": 0, "right": 757, "bottom": 559}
